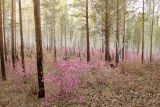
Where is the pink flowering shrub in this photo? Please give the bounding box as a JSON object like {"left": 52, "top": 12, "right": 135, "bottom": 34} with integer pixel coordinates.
{"left": 42, "top": 57, "right": 112, "bottom": 106}
{"left": 3, "top": 48, "right": 158, "bottom": 106}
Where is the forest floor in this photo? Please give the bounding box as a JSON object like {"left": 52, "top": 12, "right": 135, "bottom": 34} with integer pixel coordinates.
{"left": 0, "top": 60, "right": 160, "bottom": 107}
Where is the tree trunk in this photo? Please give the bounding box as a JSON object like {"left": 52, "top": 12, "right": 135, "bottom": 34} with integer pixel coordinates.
{"left": 53, "top": 30, "right": 56, "bottom": 60}
{"left": 60, "top": 21, "right": 63, "bottom": 50}
{"left": 137, "top": 41, "right": 140, "bottom": 55}
{"left": 33, "top": 0, "right": 45, "bottom": 98}
{"left": 46, "top": 25, "right": 49, "bottom": 51}
{"left": 2, "top": 0, "right": 7, "bottom": 61}
{"left": 53, "top": 11, "right": 56, "bottom": 61}
{"left": 0, "top": 0, "right": 6, "bottom": 81}
{"left": 11, "top": 0, "right": 15, "bottom": 68}
{"left": 122, "top": 0, "right": 126, "bottom": 61}
{"left": 150, "top": 0, "right": 155, "bottom": 62}
{"left": 64, "top": 20, "right": 67, "bottom": 59}
{"left": 142, "top": 0, "right": 145, "bottom": 64}
{"left": 19, "top": 0, "right": 25, "bottom": 72}
{"left": 104, "top": 0, "right": 111, "bottom": 62}
{"left": 86, "top": 0, "right": 90, "bottom": 62}
{"left": 116, "top": 0, "right": 119, "bottom": 67}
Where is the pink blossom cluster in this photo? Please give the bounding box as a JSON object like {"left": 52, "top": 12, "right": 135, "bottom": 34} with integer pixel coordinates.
{"left": 43, "top": 58, "right": 110, "bottom": 105}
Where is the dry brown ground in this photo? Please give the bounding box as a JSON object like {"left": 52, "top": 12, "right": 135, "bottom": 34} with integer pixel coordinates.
{"left": 0, "top": 61, "right": 160, "bottom": 107}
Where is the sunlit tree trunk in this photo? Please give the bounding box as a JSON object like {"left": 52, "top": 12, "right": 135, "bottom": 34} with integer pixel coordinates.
{"left": 142, "top": 0, "right": 145, "bottom": 64}
{"left": 2, "top": 0, "right": 7, "bottom": 61}
{"left": 86, "top": 0, "right": 90, "bottom": 62}
{"left": 19, "top": 0, "right": 25, "bottom": 72}
{"left": 0, "top": 0, "right": 6, "bottom": 81}
{"left": 33, "top": 0, "right": 45, "bottom": 98}
{"left": 150, "top": 0, "right": 155, "bottom": 62}
{"left": 11, "top": 0, "right": 15, "bottom": 68}
{"left": 116, "top": 0, "right": 119, "bottom": 66}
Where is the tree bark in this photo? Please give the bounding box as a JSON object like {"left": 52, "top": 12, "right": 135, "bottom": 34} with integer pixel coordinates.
{"left": 33, "top": 0, "right": 45, "bottom": 98}
{"left": 2, "top": 0, "right": 7, "bottom": 61}
{"left": 86, "top": 0, "right": 90, "bottom": 62}
{"left": 64, "top": 19, "right": 67, "bottom": 59}
{"left": 60, "top": 19, "right": 63, "bottom": 50}
{"left": 116, "top": 0, "right": 119, "bottom": 67}
{"left": 0, "top": 0, "right": 6, "bottom": 81}
{"left": 19, "top": 0, "right": 25, "bottom": 72}
{"left": 142, "top": 0, "right": 145, "bottom": 64}
{"left": 104, "top": 0, "right": 111, "bottom": 62}
{"left": 122, "top": 0, "right": 126, "bottom": 61}
{"left": 11, "top": 0, "right": 15, "bottom": 68}
{"left": 150, "top": 0, "right": 155, "bottom": 62}
{"left": 53, "top": 9, "right": 56, "bottom": 61}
